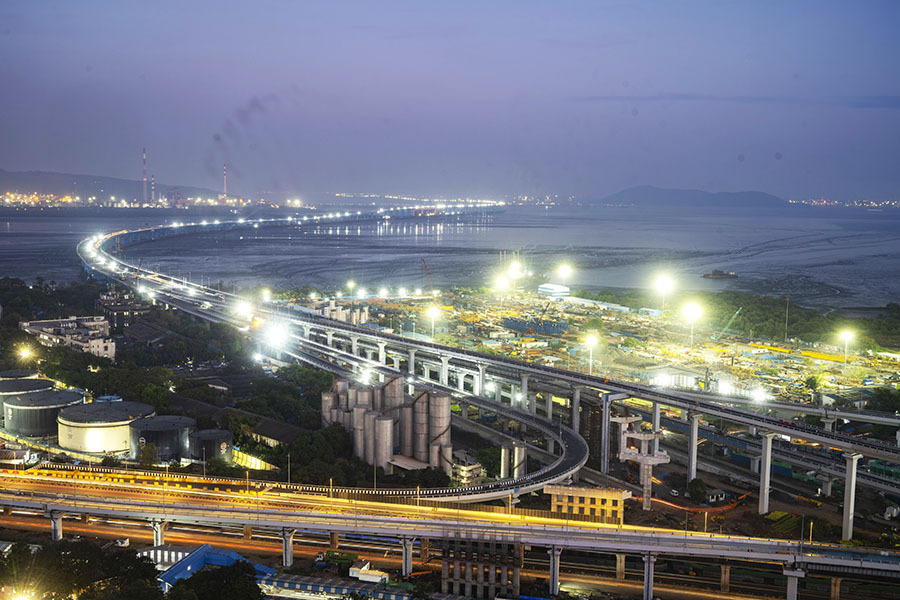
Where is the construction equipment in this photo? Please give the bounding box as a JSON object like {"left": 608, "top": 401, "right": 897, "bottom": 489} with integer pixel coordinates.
{"left": 712, "top": 307, "right": 742, "bottom": 341}
{"left": 132, "top": 259, "right": 142, "bottom": 282}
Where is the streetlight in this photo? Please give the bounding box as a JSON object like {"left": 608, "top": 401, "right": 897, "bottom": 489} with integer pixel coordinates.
{"left": 585, "top": 334, "right": 598, "bottom": 375}
{"left": 18, "top": 346, "right": 33, "bottom": 361}
{"left": 653, "top": 274, "right": 675, "bottom": 310}
{"left": 426, "top": 306, "right": 440, "bottom": 339}
{"left": 556, "top": 263, "right": 573, "bottom": 284}
{"left": 682, "top": 302, "right": 703, "bottom": 348}
{"left": 346, "top": 280, "right": 356, "bottom": 295}
{"left": 840, "top": 330, "right": 854, "bottom": 363}
{"left": 495, "top": 275, "right": 509, "bottom": 310}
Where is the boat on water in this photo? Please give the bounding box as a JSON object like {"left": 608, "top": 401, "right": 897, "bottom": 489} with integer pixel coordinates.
{"left": 703, "top": 269, "right": 738, "bottom": 279}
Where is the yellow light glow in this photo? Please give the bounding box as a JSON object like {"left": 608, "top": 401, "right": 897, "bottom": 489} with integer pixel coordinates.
{"left": 682, "top": 302, "right": 702, "bottom": 323}
{"left": 839, "top": 330, "right": 854, "bottom": 343}
{"left": 18, "top": 347, "right": 32, "bottom": 360}
{"left": 653, "top": 274, "right": 675, "bottom": 295}
{"left": 585, "top": 334, "right": 598, "bottom": 347}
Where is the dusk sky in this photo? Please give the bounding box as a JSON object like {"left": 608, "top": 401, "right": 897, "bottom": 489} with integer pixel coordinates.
{"left": 2, "top": 1, "right": 899, "bottom": 200}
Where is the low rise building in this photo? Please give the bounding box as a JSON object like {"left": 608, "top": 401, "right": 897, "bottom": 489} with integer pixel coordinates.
{"left": 544, "top": 484, "right": 632, "bottom": 525}
{"left": 96, "top": 289, "right": 150, "bottom": 328}
{"left": 19, "top": 315, "right": 115, "bottom": 360}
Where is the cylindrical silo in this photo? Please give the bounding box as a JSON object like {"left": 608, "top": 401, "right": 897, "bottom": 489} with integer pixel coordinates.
{"left": 428, "top": 393, "right": 451, "bottom": 447}
{"left": 321, "top": 392, "right": 336, "bottom": 427}
{"left": 129, "top": 415, "right": 196, "bottom": 462}
{"left": 352, "top": 405, "right": 367, "bottom": 460}
{"left": 413, "top": 393, "right": 429, "bottom": 462}
{"left": 375, "top": 416, "right": 393, "bottom": 470}
{"left": 440, "top": 444, "right": 453, "bottom": 477}
{"left": 0, "top": 379, "right": 54, "bottom": 414}
{"left": 334, "top": 380, "right": 348, "bottom": 395}
{"left": 365, "top": 411, "right": 378, "bottom": 464}
{"left": 373, "top": 387, "right": 383, "bottom": 412}
{"left": 347, "top": 386, "right": 358, "bottom": 410}
{"left": 330, "top": 407, "right": 341, "bottom": 427}
{"left": 338, "top": 392, "right": 348, "bottom": 410}
{"left": 4, "top": 390, "right": 83, "bottom": 437}
{"left": 341, "top": 410, "right": 352, "bottom": 431}
{"left": 357, "top": 388, "right": 372, "bottom": 409}
{"left": 400, "top": 404, "right": 414, "bottom": 457}
{"left": 429, "top": 442, "right": 441, "bottom": 469}
{"left": 190, "top": 429, "right": 233, "bottom": 464}
{"left": 58, "top": 401, "right": 155, "bottom": 453}
{"left": 513, "top": 443, "right": 527, "bottom": 479}
{"left": 384, "top": 377, "right": 403, "bottom": 411}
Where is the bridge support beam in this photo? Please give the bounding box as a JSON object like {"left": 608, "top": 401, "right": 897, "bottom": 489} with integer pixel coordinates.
{"left": 641, "top": 553, "right": 656, "bottom": 600}
{"left": 377, "top": 342, "right": 387, "bottom": 364}
{"left": 49, "top": 511, "right": 63, "bottom": 541}
{"left": 401, "top": 538, "right": 414, "bottom": 576}
{"left": 440, "top": 357, "right": 450, "bottom": 386}
{"left": 151, "top": 519, "right": 167, "bottom": 547}
{"left": 500, "top": 446, "right": 510, "bottom": 479}
{"left": 842, "top": 453, "right": 862, "bottom": 540}
{"left": 687, "top": 413, "right": 701, "bottom": 483}
{"left": 548, "top": 546, "right": 562, "bottom": 596}
{"left": 408, "top": 349, "right": 416, "bottom": 374}
{"left": 326, "top": 331, "right": 334, "bottom": 346}
{"left": 615, "top": 554, "right": 626, "bottom": 580}
{"left": 520, "top": 374, "right": 530, "bottom": 413}
{"left": 652, "top": 402, "right": 661, "bottom": 454}
{"left": 281, "top": 528, "right": 295, "bottom": 567}
{"left": 351, "top": 336, "right": 359, "bottom": 356}
{"left": 830, "top": 577, "right": 842, "bottom": 600}
{"left": 476, "top": 364, "right": 486, "bottom": 396}
{"left": 571, "top": 386, "right": 582, "bottom": 433}
{"left": 720, "top": 564, "right": 731, "bottom": 592}
{"left": 783, "top": 568, "right": 805, "bottom": 600}
{"left": 758, "top": 432, "right": 775, "bottom": 515}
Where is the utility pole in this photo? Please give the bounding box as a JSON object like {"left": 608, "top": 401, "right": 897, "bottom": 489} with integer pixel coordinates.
{"left": 784, "top": 297, "right": 790, "bottom": 343}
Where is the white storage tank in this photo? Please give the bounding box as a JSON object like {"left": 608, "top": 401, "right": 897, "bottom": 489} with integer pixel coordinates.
{"left": 58, "top": 401, "right": 155, "bottom": 453}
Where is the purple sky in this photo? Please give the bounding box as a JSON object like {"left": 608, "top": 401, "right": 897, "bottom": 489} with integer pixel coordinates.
{"left": 2, "top": 1, "right": 899, "bottom": 200}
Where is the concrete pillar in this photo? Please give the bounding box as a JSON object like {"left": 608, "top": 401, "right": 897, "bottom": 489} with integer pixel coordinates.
{"left": 547, "top": 437, "right": 556, "bottom": 455}
{"left": 641, "top": 463, "right": 653, "bottom": 511}
{"left": 421, "top": 538, "right": 430, "bottom": 562}
{"left": 401, "top": 538, "right": 414, "bottom": 576}
{"left": 601, "top": 395, "right": 612, "bottom": 474}
{"left": 460, "top": 402, "right": 469, "bottom": 420}
{"left": 548, "top": 546, "right": 562, "bottom": 596}
{"left": 408, "top": 349, "right": 416, "bottom": 374}
{"left": 749, "top": 424, "right": 757, "bottom": 436}
{"left": 615, "top": 554, "right": 626, "bottom": 580}
{"left": 440, "top": 356, "right": 450, "bottom": 386}
{"left": 784, "top": 568, "right": 805, "bottom": 600}
{"left": 243, "top": 525, "right": 252, "bottom": 539}
{"left": 842, "top": 453, "right": 862, "bottom": 541}
{"left": 652, "top": 402, "right": 661, "bottom": 454}
{"left": 477, "top": 364, "right": 486, "bottom": 396}
{"left": 822, "top": 477, "right": 834, "bottom": 497}
{"left": 830, "top": 577, "right": 842, "bottom": 600}
{"left": 392, "top": 355, "right": 400, "bottom": 369}
{"left": 720, "top": 564, "right": 731, "bottom": 592}
{"left": 500, "top": 446, "right": 510, "bottom": 479}
{"left": 326, "top": 331, "right": 334, "bottom": 346}
{"left": 822, "top": 417, "right": 835, "bottom": 432}
{"left": 49, "top": 511, "right": 63, "bottom": 541}
{"left": 758, "top": 432, "right": 775, "bottom": 515}
{"left": 282, "top": 528, "right": 296, "bottom": 567}
{"left": 350, "top": 336, "right": 359, "bottom": 356}
{"left": 571, "top": 386, "right": 582, "bottom": 433}
{"left": 642, "top": 553, "right": 656, "bottom": 600}
{"left": 688, "top": 412, "right": 701, "bottom": 483}
{"left": 377, "top": 342, "right": 387, "bottom": 364}
{"left": 151, "top": 519, "right": 167, "bottom": 547}
{"left": 330, "top": 531, "right": 339, "bottom": 549}
{"left": 495, "top": 382, "right": 503, "bottom": 404}
{"left": 513, "top": 443, "right": 526, "bottom": 479}
{"left": 896, "top": 428, "right": 900, "bottom": 446}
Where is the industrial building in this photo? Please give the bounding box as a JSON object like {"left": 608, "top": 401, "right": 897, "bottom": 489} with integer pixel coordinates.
{"left": 57, "top": 401, "right": 155, "bottom": 454}
{"left": 4, "top": 390, "right": 84, "bottom": 437}
{"left": 19, "top": 315, "right": 116, "bottom": 360}
{"left": 544, "top": 484, "right": 631, "bottom": 525}
{"left": 189, "top": 429, "right": 233, "bottom": 464}
{"left": 322, "top": 376, "right": 453, "bottom": 476}
{"left": 129, "top": 415, "right": 196, "bottom": 462}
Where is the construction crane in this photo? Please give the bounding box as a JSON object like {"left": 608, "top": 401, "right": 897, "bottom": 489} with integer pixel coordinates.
{"left": 712, "top": 307, "right": 742, "bottom": 341}
{"left": 420, "top": 258, "right": 435, "bottom": 295}
{"left": 132, "top": 259, "right": 142, "bottom": 282}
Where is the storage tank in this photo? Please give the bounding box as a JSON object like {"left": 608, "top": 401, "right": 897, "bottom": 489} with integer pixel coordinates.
{"left": 4, "top": 390, "right": 84, "bottom": 437}
{"left": 94, "top": 395, "right": 123, "bottom": 403}
{"left": 189, "top": 429, "right": 233, "bottom": 464}
{"left": 375, "top": 416, "right": 393, "bottom": 470}
{"left": 0, "top": 379, "right": 54, "bottom": 413}
{"left": 57, "top": 401, "right": 155, "bottom": 453}
{"left": 0, "top": 369, "right": 39, "bottom": 380}
{"left": 129, "top": 415, "right": 196, "bottom": 461}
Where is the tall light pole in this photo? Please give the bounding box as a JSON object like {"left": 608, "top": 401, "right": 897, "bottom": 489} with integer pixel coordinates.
{"left": 653, "top": 274, "right": 675, "bottom": 310}
{"left": 682, "top": 302, "right": 702, "bottom": 348}
{"left": 495, "top": 275, "right": 509, "bottom": 310}
{"left": 556, "top": 263, "right": 573, "bottom": 285}
{"left": 427, "top": 306, "right": 439, "bottom": 339}
{"left": 585, "top": 334, "right": 597, "bottom": 375}
{"left": 840, "top": 330, "right": 853, "bottom": 364}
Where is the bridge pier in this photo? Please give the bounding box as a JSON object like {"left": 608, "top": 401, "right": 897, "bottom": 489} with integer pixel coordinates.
{"left": 243, "top": 525, "right": 252, "bottom": 539}
{"left": 351, "top": 335, "right": 359, "bottom": 356}
{"left": 281, "top": 528, "right": 295, "bottom": 567}
{"left": 408, "top": 349, "right": 416, "bottom": 374}
{"left": 758, "top": 432, "right": 775, "bottom": 514}
{"left": 512, "top": 442, "right": 526, "bottom": 479}
{"left": 822, "top": 417, "right": 835, "bottom": 432}
{"left": 401, "top": 537, "right": 414, "bottom": 576}
{"left": 548, "top": 546, "right": 562, "bottom": 596}
{"left": 546, "top": 436, "right": 555, "bottom": 455}
{"left": 641, "top": 553, "right": 656, "bottom": 600}
{"left": 392, "top": 355, "right": 400, "bottom": 369}
{"left": 842, "top": 453, "right": 861, "bottom": 540}
{"left": 440, "top": 357, "right": 450, "bottom": 386}
{"left": 615, "top": 554, "right": 626, "bottom": 580}
{"left": 500, "top": 446, "right": 510, "bottom": 479}
{"left": 720, "top": 564, "right": 730, "bottom": 592}
{"left": 326, "top": 330, "right": 334, "bottom": 346}
{"left": 520, "top": 374, "right": 530, "bottom": 412}
{"left": 783, "top": 568, "right": 805, "bottom": 600}
{"left": 652, "top": 402, "right": 661, "bottom": 454}
{"left": 571, "top": 386, "right": 582, "bottom": 433}
{"left": 687, "top": 413, "right": 701, "bottom": 482}
{"left": 330, "top": 531, "right": 339, "bottom": 549}
{"left": 49, "top": 511, "right": 63, "bottom": 541}
{"left": 151, "top": 518, "right": 167, "bottom": 546}
{"left": 476, "top": 364, "right": 486, "bottom": 396}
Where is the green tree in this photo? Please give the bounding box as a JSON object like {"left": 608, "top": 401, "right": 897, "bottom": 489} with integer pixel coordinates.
{"left": 138, "top": 442, "right": 159, "bottom": 467}
{"left": 688, "top": 478, "right": 708, "bottom": 504}
{"left": 475, "top": 447, "right": 501, "bottom": 478}
{"left": 167, "top": 561, "right": 263, "bottom": 600}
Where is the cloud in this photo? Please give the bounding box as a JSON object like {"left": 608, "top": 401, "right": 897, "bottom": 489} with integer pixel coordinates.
{"left": 572, "top": 93, "right": 900, "bottom": 109}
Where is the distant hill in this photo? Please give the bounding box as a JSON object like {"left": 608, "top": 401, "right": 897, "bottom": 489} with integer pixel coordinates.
{"left": 0, "top": 168, "right": 219, "bottom": 200}
{"left": 596, "top": 185, "right": 787, "bottom": 208}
